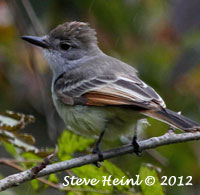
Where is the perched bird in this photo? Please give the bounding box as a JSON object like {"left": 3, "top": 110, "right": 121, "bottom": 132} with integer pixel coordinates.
{"left": 21, "top": 21, "right": 200, "bottom": 159}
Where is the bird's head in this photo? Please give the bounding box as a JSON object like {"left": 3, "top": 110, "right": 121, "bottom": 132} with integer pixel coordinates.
{"left": 21, "top": 21, "right": 100, "bottom": 76}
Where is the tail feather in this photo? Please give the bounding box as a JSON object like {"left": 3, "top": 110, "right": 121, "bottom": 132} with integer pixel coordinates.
{"left": 141, "top": 108, "right": 200, "bottom": 132}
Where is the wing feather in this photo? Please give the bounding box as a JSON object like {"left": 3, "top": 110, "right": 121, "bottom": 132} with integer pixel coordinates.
{"left": 54, "top": 72, "right": 166, "bottom": 109}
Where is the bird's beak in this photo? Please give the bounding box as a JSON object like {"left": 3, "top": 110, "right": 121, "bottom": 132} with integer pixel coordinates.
{"left": 21, "top": 35, "right": 50, "bottom": 49}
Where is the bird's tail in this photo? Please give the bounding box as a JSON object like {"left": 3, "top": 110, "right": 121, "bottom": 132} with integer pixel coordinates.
{"left": 141, "top": 108, "right": 200, "bottom": 132}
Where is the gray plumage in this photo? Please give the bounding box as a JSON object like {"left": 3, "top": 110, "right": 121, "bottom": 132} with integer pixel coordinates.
{"left": 21, "top": 21, "right": 200, "bottom": 141}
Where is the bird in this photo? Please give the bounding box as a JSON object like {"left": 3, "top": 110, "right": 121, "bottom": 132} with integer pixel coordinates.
{"left": 21, "top": 21, "right": 200, "bottom": 160}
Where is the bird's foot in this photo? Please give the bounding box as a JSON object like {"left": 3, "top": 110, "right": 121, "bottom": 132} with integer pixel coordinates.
{"left": 92, "top": 130, "right": 105, "bottom": 167}
{"left": 92, "top": 145, "right": 104, "bottom": 168}
{"left": 132, "top": 135, "right": 141, "bottom": 156}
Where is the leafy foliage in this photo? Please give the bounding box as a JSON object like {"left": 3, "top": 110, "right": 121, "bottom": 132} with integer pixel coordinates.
{"left": 58, "top": 130, "right": 94, "bottom": 161}
{"left": 57, "top": 130, "right": 133, "bottom": 194}
{"left": 139, "top": 164, "right": 164, "bottom": 195}
{"left": 0, "top": 111, "right": 52, "bottom": 157}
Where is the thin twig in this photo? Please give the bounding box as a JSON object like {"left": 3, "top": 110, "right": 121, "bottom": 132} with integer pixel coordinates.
{"left": 21, "top": 0, "right": 44, "bottom": 35}
{"left": 31, "top": 146, "right": 57, "bottom": 177}
{"left": 0, "top": 158, "right": 41, "bottom": 163}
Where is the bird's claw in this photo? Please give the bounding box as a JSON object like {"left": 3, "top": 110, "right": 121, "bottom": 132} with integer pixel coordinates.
{"left": 132, "top": 136, "right": 141, "bottom": 156}
{"left": 92, "top": 146, "right": 104, "bottom": 167}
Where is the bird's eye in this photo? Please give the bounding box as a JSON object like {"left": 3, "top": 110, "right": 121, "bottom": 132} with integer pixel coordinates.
{"left": 60, "top": 42, "right": 71, "bottom": 50}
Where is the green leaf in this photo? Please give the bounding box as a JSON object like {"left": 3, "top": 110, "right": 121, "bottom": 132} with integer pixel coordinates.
{"left": 2, "top": 140, "right": 18, "bottom": 158}
{"left": 58, "top": 130, "right": 94, "bottom": 161}
{"left": 71, "top": 161, "right": 131, "bottom": 193}
{"left": 21, "top": 152, "right": 42, "bottom": 160}
{"left": 103, "top": 161, "right": 130, "bottom": 191}
{"left": 31, "top": 179, "right": 39, "bottom": 191}
{"left": 48, "top": 174, "right": 58, "bottom": 183}
{"left": 139, "top": 164, "right": 164, "bottom": 195}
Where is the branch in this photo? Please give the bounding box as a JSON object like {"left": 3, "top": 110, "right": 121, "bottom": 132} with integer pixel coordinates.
{"left": 1, "top": 131, "right": 200, "bottom": 191}
{"left": 0, "top": 158, "right": 110, "bottom": 194}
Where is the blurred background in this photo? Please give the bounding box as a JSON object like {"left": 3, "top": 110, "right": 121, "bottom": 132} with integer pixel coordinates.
{"left": 1, "top": 0, "right": 200, "bottom": 194}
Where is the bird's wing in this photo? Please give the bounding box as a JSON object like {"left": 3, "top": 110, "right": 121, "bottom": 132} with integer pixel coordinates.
{"left": 54, "top": 72, "right": 166, "bottom": 109}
